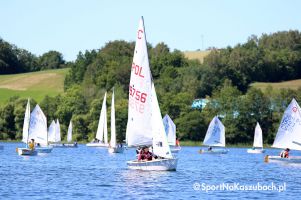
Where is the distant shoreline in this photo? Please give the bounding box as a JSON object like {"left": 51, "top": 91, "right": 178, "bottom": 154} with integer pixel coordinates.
{"left": 0, "top": 140, "right": 272, "bottom": 148}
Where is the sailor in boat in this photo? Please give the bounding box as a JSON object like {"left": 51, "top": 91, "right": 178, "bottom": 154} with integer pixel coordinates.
{"left": 29, "top": 139, "right": 35, "bottom": 150}
{"left": 176, "top": 138, "right": 180, "bottom": 147}
{"left": 280, "top": 148, "right": 290, "bottom": 158}
{"left": 208, "top": 146, "right": 212, "bottom": 152}
{"left": 138, "top": 146, "right": 157, "bottom": 161}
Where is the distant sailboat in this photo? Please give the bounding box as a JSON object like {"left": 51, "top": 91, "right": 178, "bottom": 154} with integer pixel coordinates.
{"left": 247, "top": 122, "right": 265, "bottom": 153}
{"left": 266, "top": 98, "right": 301, "bottom": 163}
{"left": 199, "top": 116, "right": 228, "bottom": 154}
{"left": 108, "top": 89, "right": 124, "bottom": 153}
{"left": 126, "top": 17, "right": 178, "bottom": 171}
{"left": 163, "top": 114, "right": 181, "bottom": 153}
{"left": 87, "top": 92, "right": 109, "bottom": 147}
{"left": 17, "top": 99, "right": 37, "bottom": 156}
{"left": 51, "top": 120, "right": 77, "bottom": 148}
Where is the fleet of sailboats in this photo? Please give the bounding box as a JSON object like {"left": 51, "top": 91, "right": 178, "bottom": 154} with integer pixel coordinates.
{"left": 199, "top": 116, "right": 228, "bottom": 154}
{"left": 10, "top": 18, "right": 301, "bottom": 170}
{"left": 247, "top": 122, "right": 265, "bottom": 153}
{"left": 126, "top": 17, "right": 178, "bottom": 171}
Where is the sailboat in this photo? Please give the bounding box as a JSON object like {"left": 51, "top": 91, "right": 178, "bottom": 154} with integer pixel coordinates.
{"left": 51, "top": 120, "right": 77, "bottom": 148}
{"left": 199, "top": 116, "right": 228, "bottom": 154}
{"left": 265, "top": 98, "right": 301, "bottom": 163}
{"left": 17, "top": 99, "right": 38, "bottom": 156}
{"left": 29, "top": 105, "right": 53, "bottom": 153}
{"left": 247, "top": 122, "right": 265, "bottom": 153}
{"left": 87, "top": 92, "right": 109, "bottom": 147}
{"left": 163, "top": 114, "right": 181, "bottom": 153}
{"left": 108, "top": 89, "right": 124, "bottom": 153}
{"left": 126, "top": 17, "right": 178, "bottom": 171}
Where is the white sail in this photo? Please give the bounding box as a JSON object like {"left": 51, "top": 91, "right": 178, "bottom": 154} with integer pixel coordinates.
{"left": 28, "top": 105, "right": 48, "bottom": 146}
{"left": 253, "top": 122, "right": 263, "bottom": 148}
{"left": 203, "top": 116, "right": 225, "bottom": 147}
{"left": 151, "top": 84, "right": 173, "bottom": 159}
{"left": 55, "top": 119, "right": 61, "bottom": 142}
{"left": 272, "top": 98, "right": 301, "bottom": 150}
{"left": 48, "top": 120, "right": 56, "bottom": 142}
{"left": 67, "top": 121, "right": 72, "bottom": 142}
{"left": 126, "top": 17, "right": 153, "bottom": 147}
{"left": 22, "top": 99, "right": 30, "bottom": 143}
{"left": 96, "top": 92, "right": 108, "bottom": 144}
{"left": 110, "top": 89, "right": 117, "bottom": 148}
{"left": 163, "top": 114, "right": 176, "bottom": 146}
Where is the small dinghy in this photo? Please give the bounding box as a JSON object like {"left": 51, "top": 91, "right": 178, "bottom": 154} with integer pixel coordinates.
{"left": 265, "top": 98, "right": 301, "bottom": 163}
{"left": 51, "top": 121, "right": 77, "bottom": 148}
{"left": 247, "top": 122, "right": 265, "bottom": 153}
{"left": 199, "top": 116, "right": 229, "bottom": 154}
{"left": 163, "top": 114, "right": 181, "bottom": 154}
{"left": 17, "top": 99, "right": 38, "bottom": 156}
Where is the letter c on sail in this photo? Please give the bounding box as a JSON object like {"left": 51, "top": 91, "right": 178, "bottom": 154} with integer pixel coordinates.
{"left": 138, "top": 29, "right": 143, "bottom": 39}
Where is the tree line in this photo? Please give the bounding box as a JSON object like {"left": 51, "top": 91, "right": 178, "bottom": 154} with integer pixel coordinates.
{"left": 0, "top": 38, "right": 66, "bottom": 74}
{"left": 1, "top": 30, "right": 301, "bottom": 144}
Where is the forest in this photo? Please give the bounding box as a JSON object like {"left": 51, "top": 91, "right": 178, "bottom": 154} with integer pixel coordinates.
{"left": 1, "top": 30, "right": 301, "bottom": 144}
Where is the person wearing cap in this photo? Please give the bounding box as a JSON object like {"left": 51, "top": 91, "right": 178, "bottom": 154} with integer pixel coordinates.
{"left": 280, "top": 148, "right": 290, "bottom": 158}
{"left": 138, "top": 146, "right": 154, "bottom": 161}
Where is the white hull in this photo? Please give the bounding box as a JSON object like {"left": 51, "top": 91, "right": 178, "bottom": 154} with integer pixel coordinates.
{"left": 36, "top": 146, "right": 53, "bottom": 153}
{"left": 199, "top": 148, "right": 229, "bottom": 154}
{"left": 17, "top": 148, "right": 38, "bottom": 156}
{"left": 247, "top": 148, "right": 265, "bottom": 154}
{"left": 108, "top": 146, "right": 124, "bottom": 153}
{"left": 86, "top": 142, "right": 109, "bottom": 147}
{"left": 127, "top": 158, "right": 178, "bottom": 171}
{"left": 50, "top": 143, "right": 78, "bottom": 148}
{"left": 266, "top": 156, "right": 301, "bottom": 163}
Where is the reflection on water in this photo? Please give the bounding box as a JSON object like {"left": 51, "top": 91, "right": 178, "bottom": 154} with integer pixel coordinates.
{"left": 1, "top": 143, "right": 301, "bottom": 199}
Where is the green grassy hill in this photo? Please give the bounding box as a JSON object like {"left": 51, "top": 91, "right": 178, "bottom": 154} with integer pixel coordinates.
{"left": 183, "top": 50, "right": 211, "bottom": 63}
{"left": 251, "top": 79, "right": 301, "bottom": 91}
{"left": 0, "top": 68, "right": 69, "bottom": 104}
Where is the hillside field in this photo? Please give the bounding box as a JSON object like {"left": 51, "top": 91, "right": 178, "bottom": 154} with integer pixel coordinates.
{"left": 0, "top": 68, "right": 69, "bottom": 104}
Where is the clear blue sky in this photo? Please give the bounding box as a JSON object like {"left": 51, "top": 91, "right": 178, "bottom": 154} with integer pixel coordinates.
{"left": 1, "top": 0, "right": 300, "bottom": 61}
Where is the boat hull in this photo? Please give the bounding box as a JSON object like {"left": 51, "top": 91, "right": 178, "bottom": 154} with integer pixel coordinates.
{"left": 127, "top": 158, "right": 178, "bottom": 171}
{"left": 17, "top": 148, "right": 38, "bottom": 156}
{"left": 199, "top": 148, "right": 229, "bottom": 154}
{"left": 36, "top": 146, "right": 53, "bottom": 153}
{"left": 247, "top": 148, "right": 265, "bottom": 154}
{"left": 86, "top": 143, "right": 109, "bottom": 147}
{"left": 266, "top": 156, "right": 301, "bottom": 163}
{"left": 50, "top": 143, "right": 78, "bottom": 148}
{"left": 108, "top": 146, "right": 124, "bottom": 153}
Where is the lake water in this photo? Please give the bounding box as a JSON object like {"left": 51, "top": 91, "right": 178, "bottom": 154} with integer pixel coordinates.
{"left": 1, "top": 143, "right": 301, "bottom": 199}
